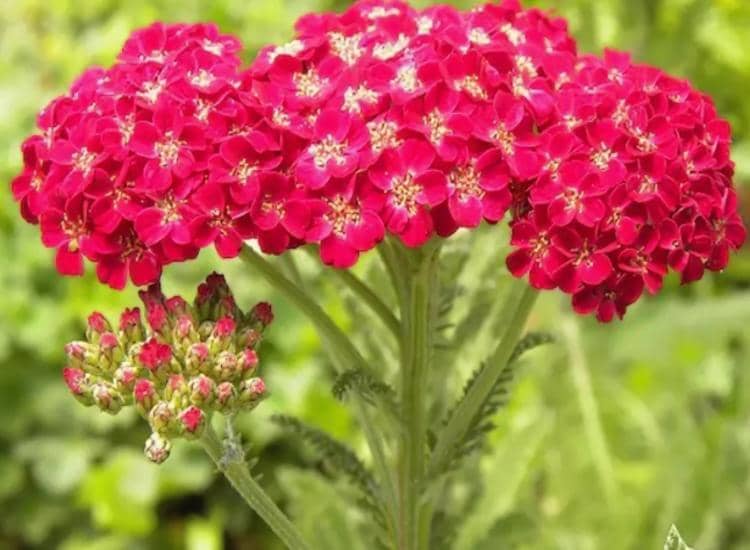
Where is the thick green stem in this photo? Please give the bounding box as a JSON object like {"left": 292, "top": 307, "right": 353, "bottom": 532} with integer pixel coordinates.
{"left": 239, "top": 244, "right": 400, "bottom": 538}
{"left": 428, "top": 281, "right": 538, "bottom": 477}
{"left": 398, "top": 244, "right": 440, "bottom": 550}
{"left": 200, "top": 425, "right": 310, "bottom": 550}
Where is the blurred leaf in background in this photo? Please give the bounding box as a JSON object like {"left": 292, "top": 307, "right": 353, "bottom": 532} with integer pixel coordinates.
{"left": 0, "top": 0, "right": 748, "bottom": 549}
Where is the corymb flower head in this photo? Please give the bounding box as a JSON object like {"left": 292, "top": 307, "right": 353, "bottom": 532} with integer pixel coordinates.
{"left": 12, "top": 23, "right": 251, "bottom": 289}
{"left": 10, "top": 0, "right": 746, "bottom": 322}
{"left": 506, "top": 51, "right": 746, "bottom": 321}
{"left": 61, "top": 273, "right": 272, "bottom": 463}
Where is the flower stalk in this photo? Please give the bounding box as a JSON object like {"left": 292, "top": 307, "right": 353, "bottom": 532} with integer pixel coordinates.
{"left": 200, "top": 423, "right": 311, "bottom": 550}
{"left": 397, "top": 243, "right": 440, "bottom": 550}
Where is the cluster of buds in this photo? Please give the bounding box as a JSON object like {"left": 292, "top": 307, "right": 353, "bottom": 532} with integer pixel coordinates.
{"left": 62, "top": 273, "right": 272, "bottom": 463}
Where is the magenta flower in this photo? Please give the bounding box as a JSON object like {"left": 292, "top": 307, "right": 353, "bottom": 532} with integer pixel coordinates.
{"left": 530, "top": 160, "right": 607, "bottom": 227}
{"left": 208, "top": 132, "right": 281, "bottom": 204}
{"left": 369, "top": 139, "right": 447, "bottom": 246}
{"left": 306, "top": 176, "right": 385, "bottom": 268}
{"left": 295, "top": 110, "right": 369, "bottom": 189}
{"left": 8, "top": 4, "right": 746, "bottom": 321}
{"left": 130, "top": 105, "right": 205, "bottom": 190}
{"left": 189, "top": 182, "right": 254, "bottom": 258}
{"left": 47, "top": 116, "right": 107, "bottom": 195}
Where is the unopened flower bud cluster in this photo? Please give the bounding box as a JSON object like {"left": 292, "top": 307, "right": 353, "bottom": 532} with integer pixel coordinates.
{"left": 62, "top": 272, "right": 272, "bottom": 463}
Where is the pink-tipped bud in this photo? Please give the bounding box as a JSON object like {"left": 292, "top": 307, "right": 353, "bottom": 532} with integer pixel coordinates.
{"left": 195, "top": 272, "right": 230, "bottom": 317}
{"left": 148, "top": 401, "right": 175, "bottom": 434}
{"left": 208, "top": 316, "right": 236, "bottom": 353}
{"left": 205, "top": 272, "right": 229, "bottom": 293}
{"left": 239, "top": 377, "right": 266, "bottom": 408}
{"left": 237, "top": 328, "right": 261, "bottom": 348}
{"left": 165, "top": 296, "right": 189, "bottom": 316}
{"left": 146, "top": 304, "right": 168, "bottom": 333}
{"left": 144, "top": 432, "right": 171, "bottom": 464}
{"left": 251, "top": 302, "right": 274, "bottom": 328}
{"left": 98, "top": 332, "right": 123, "bottom": 370}
{"left": 185, "top": 342, "right": 210, "bottom": 373}
{"left": 134, "top": 378, "right": 157, "bottom": 415}
{"left": 217, "top": 295, "right": 238, "bottom": 318}
{"left": 138, "top": 338, "right": 173, "bottom": 377}
{"left": 188, "top": 375, "right": 215, "bottom": 406}
{"left": 138, "top": 283, "right": 165, "bottom": 309}
{"left": 179, "top": 406, "right": 205, "bottom": 438}
{"left": 86, "top": 312, "right": 112, "bottom": 340}
{"left": 214, "top": 316, "right": 236, "bottom": 338}
{"left": 165, "top": 374, "right": 188, "bottom": 402}
{"left": 92, "top": 382, "right": 123, "bottom": 414}
{"left": 174, "top": 315, "right": 196, "bottom": 342}
{"left": 215, "top": 381, "right": 237, "bottom": 412}
{"left": 119, "top": 307, "right": 144, "bottom": 343}
{"left": 99, "top": 332, "right": 119, "bottom": 351}
{"left": 64, "top": 341, "right": 88, "bottom": 368}
{"left": 214, "top": 351, "right": 239, "bottom": 381}
{"left": 63, "top": 367, "right": 92, "bottom": 405}
{"left": 114, "top": 363, "right": 138, "bottom": 393}
{"left": 239, "top": 349, "right": 259, "bottom": 377}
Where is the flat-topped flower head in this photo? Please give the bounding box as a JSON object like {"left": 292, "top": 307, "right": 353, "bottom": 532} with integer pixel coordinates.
{"left": 11, "top": 22, "right": 249, "bottom": 288}
{"left": 507, "top": 51, "right": 745, "bottom": 320}
{"left": 60, "top": 274, "right": 272, "bottom": 463}
{"left": 10, "top": 2, "right": 746, "bottom": 321}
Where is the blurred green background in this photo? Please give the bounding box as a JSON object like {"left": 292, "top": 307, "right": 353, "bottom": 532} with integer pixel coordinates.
{"left": 1, "top": 0, "right": 749, "bottom": 548}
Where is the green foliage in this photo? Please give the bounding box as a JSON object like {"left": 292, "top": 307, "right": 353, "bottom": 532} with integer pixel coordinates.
{"left": 332, "top": 367, "right": 399, "bottom": 411}
{"left": 437, "top": 331, "right": 554, "bottom": 471}
{"left": 1, "top": 0, "right": 750, "bottom": 549}
{"left": 270, "top": 415, "right": 384, "bottom": 525}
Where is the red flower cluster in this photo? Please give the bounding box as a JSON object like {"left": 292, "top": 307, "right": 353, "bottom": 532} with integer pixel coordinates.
{"left": 10, "top": 0, "right": 746, "bottom": 321}
{"left": 12, "top": 22, "right": 251, "bottom": 288}
{"left": 507, "top": 52, "right": 746, "bottom": 321}
{"left": 245, "top": 0, "right": 577, "bottom": 263}
{"left": 62, "top": 273, "right": 271, "bottom": 463}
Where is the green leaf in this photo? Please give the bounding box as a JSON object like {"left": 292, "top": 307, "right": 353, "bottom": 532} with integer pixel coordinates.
{"left": 453, "top": 413, "right": 551, "bottom": 550}
{"left": 271, "top": 414, "right": 381, "bottom": 516}
{"left": 277, "top": 467, "right": 369, "bottom": 550}
{"left": 332, "top": 367, "right": 398, "bottom": 412}
{"left": 437, "top": 330, "right": 554, "bottom": 470}
{"left": 664, "top": 525, "right": 694, "bottom": 550}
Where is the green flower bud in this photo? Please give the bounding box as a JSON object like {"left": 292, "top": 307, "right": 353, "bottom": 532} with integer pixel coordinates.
{"left": 91, "top": 382, "right": 124, "bottom": 414}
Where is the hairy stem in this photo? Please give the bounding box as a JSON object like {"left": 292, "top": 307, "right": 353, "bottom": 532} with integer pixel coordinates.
{"left": 428, "top": 281, "right": 538, "bottom": 477}
{"left": 200, "top": 424, "right": 310, "bottom": 550}
{"left": 398, "top": 243, "right": 440, "bottom": 550}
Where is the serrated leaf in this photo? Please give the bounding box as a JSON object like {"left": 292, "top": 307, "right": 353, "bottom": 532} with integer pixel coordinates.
{"left": 332, "top": 367, "right": 398, "bottom": 412}
{"left": 453, "top": 414, "right": 551, "bottom": 550}
{"left": 271, "top": 414, "right": 382, "bottom": 517}
{"left": 438, "top": 331, "right": 554, "bottom": 471}
{"left": 277, "top": 467, "right": 370, "bottom": 550}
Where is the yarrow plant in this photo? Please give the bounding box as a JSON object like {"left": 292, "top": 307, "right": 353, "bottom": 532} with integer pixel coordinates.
{"left": 10, "top": 0, "right": 745, "bottom": 549}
